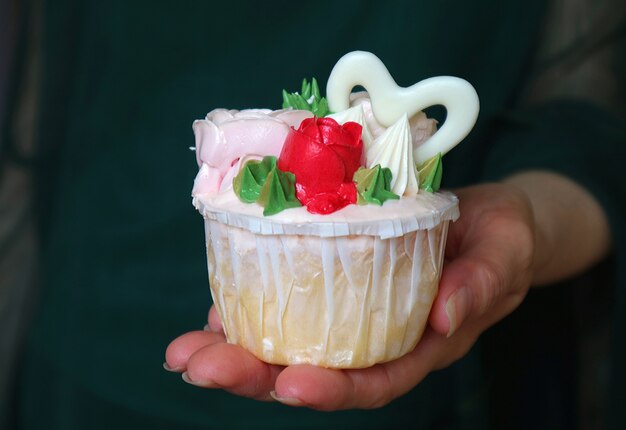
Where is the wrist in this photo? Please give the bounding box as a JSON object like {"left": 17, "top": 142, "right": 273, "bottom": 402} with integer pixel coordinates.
{"left": 503, "top": 170, "right": 610, "bottom": 286}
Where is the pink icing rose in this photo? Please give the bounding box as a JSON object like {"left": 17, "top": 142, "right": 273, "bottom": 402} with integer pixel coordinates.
{"left": 192, "top": 108, "right": 313, "bottom": 195}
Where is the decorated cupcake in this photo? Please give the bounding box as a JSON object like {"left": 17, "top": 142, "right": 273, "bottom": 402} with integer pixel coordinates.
{"left": 191, "top": 51, "right": 479, "bottom": 368}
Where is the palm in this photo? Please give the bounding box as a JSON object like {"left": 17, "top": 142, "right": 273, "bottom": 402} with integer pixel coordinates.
{"left": 165, "top": 183, "right": 535, "bottom": 410}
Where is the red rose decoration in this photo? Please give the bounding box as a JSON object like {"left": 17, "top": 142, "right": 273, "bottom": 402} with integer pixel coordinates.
{"left": 278, "top": 117, "right": 364, "bottom": 214}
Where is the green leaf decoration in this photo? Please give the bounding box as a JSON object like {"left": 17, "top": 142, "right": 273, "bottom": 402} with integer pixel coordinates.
{"left": 282, "top": 77, "right": 331, "bottom": 117}
{"left": 258, "top": 168, "right": 301, "bottom": 216}
{"left": 311, "top": 97, "right": 329, "bottom": 118}
{"left": 353, "top": 165, "right": 400, "bottom": 206}
{"left": 301, "top": 78, "right": 312, "bottom": 99}
{"left": 233, "top": 156, "right": 277, "bottom": 202}
{"left": 233, "top": 156, "right": 301, "bottom": 215}
{"left": 282, "top": 90, "right": 311, "bottom": 111}
{"left": 417, "top": 153, "right": 443, "bottom": 193}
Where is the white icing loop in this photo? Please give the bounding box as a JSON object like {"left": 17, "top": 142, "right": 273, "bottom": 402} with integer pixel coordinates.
{"left": 326, "top": 51, "right": 479, "bottom": 165}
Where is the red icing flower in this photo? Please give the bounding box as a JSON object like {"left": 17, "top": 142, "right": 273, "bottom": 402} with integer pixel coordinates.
{"left": 278, "top": 117, "right": 364, "bottom": 214}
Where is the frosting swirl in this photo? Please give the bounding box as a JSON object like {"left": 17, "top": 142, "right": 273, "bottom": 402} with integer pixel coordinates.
{"left": 192, "top": 108, "right": 313, "bottom": 194}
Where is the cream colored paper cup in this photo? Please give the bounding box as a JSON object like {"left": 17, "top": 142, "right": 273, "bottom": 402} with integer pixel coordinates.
{"left": 195, "top": 192, "right": 458, "bottom": 368}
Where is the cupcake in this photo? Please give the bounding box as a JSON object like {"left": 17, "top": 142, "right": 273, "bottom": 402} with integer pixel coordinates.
{"left": 191, "top": 51, "right": 479, "bottom": 368}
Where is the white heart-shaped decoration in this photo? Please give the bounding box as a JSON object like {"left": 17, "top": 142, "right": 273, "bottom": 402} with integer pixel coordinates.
{"left": 326, "top": 51, "right": 479, "bottom": 165}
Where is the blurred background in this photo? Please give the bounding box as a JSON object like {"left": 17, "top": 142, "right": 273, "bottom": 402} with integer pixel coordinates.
{"left": 1, "top": 1, "right": 625, "bottom": 429}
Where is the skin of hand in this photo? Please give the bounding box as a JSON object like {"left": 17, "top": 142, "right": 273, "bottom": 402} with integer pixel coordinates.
{"left": 164, "top": 171, "right": 610, "bottom": 410}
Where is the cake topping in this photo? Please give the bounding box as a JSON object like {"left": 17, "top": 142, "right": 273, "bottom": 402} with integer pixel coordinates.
{"left": 277, "top": 117, "right": 363, "bottom": 214}
{"left": 192, "top": 51, "right": 479, "bottom": 216}
{"left": 326, "top": 51, "right": 479, "bottom": 165}
{"left": 233, "top": 156, "right": 301, "bottom": 216}
{"left": 418, "top": 153, "right": 443, "bottom": 193}
{"left": 327, "top": 104, "right": 374, "bottom": 149}
{"left": 282, "top": 78, "right": 330, "bottom": 118}
{"left": 192, "top": 108, "right": 313, "bottom": 195}
{"left": 364, "top": 113, "right": 419, "bottom": 196}
{"left": 353, "top": 165, "right": 399, "bottom": 206}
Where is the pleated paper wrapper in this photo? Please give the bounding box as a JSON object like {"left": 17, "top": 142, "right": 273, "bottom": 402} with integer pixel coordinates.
{"left": 195, "top": 193, "right": 459, "bottom": 368}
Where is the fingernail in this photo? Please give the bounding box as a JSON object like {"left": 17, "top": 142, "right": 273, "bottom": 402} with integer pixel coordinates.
{"left": 182, "top": 372, "right": 220, "bottom": 388}
{"left": 270, "top": 390, "right": 304, "bottom": 407}
{"left": 445, "top": 286, "right": 470, "bottom": 337}
{"left": 203, "top": 324, "right": 211, "bottom": 332}
{"left": 163, "top": 362, "right": 184, "bottom": 372}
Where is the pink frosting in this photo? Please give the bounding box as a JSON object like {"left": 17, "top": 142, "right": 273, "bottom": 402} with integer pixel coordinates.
{"left": 192, "top": 108, "right": 313, "bottom": 195}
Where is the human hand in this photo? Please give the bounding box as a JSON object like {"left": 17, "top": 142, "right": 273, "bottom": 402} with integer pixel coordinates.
{"left": 165, "top": 182, "right": 535, "bottom": 410}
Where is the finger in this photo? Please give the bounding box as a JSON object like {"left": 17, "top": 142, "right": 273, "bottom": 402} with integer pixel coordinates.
{"left": 272, "top": 329, "right": 449, "bottom": 410}
{"left": 429, "top": 255, "right": 482, "bottom": 337}
{"left": 164, "top": 330, "right": 226, "bottom": 371}
{"left": 430, "top": 188, "right": 534, "bottom": 337}
{"left": 184, "top": 342, "right": 283, "bottom": 401}
{"left": 207, "top": 305, "right": 224, "bottom": 333}
{"left": 429, "top": 229, "right": 530, "bottom": 337}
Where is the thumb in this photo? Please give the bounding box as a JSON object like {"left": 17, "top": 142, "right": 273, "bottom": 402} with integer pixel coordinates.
{"left": 429, "top": 257, "right": 485, "bottom": 338}
{"left": 428, "top": 184, "right": 534, "bottom": 337}
{"left": 429, "top": 235, "right": 530, "bottom": 337}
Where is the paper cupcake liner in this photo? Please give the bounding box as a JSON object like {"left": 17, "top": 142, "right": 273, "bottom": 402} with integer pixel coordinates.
{"left": 194, "top": 191, "right": 459, "bottom": 239}
{"left": 203, "top": 212, "right": 452, "bottom": 368}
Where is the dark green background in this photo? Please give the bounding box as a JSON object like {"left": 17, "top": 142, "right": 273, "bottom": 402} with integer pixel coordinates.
{"left": 5, "top": 1, "right": 625, "bottom": 429}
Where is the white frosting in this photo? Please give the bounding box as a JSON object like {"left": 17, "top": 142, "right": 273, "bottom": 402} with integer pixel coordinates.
{"left": 365, "top": 114, "right": 419, "bottom": 196}
{"left": 190, "top": 51, "right": 479, "bottom": 233}
{"left": 191, "top": 97, "right": 451, "bottom": 232}
{"left": 324, "top": 94, "right": 434, "bottom": 197}
{"left": 193, "top": 190, "right": 459, "bottom": 239}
